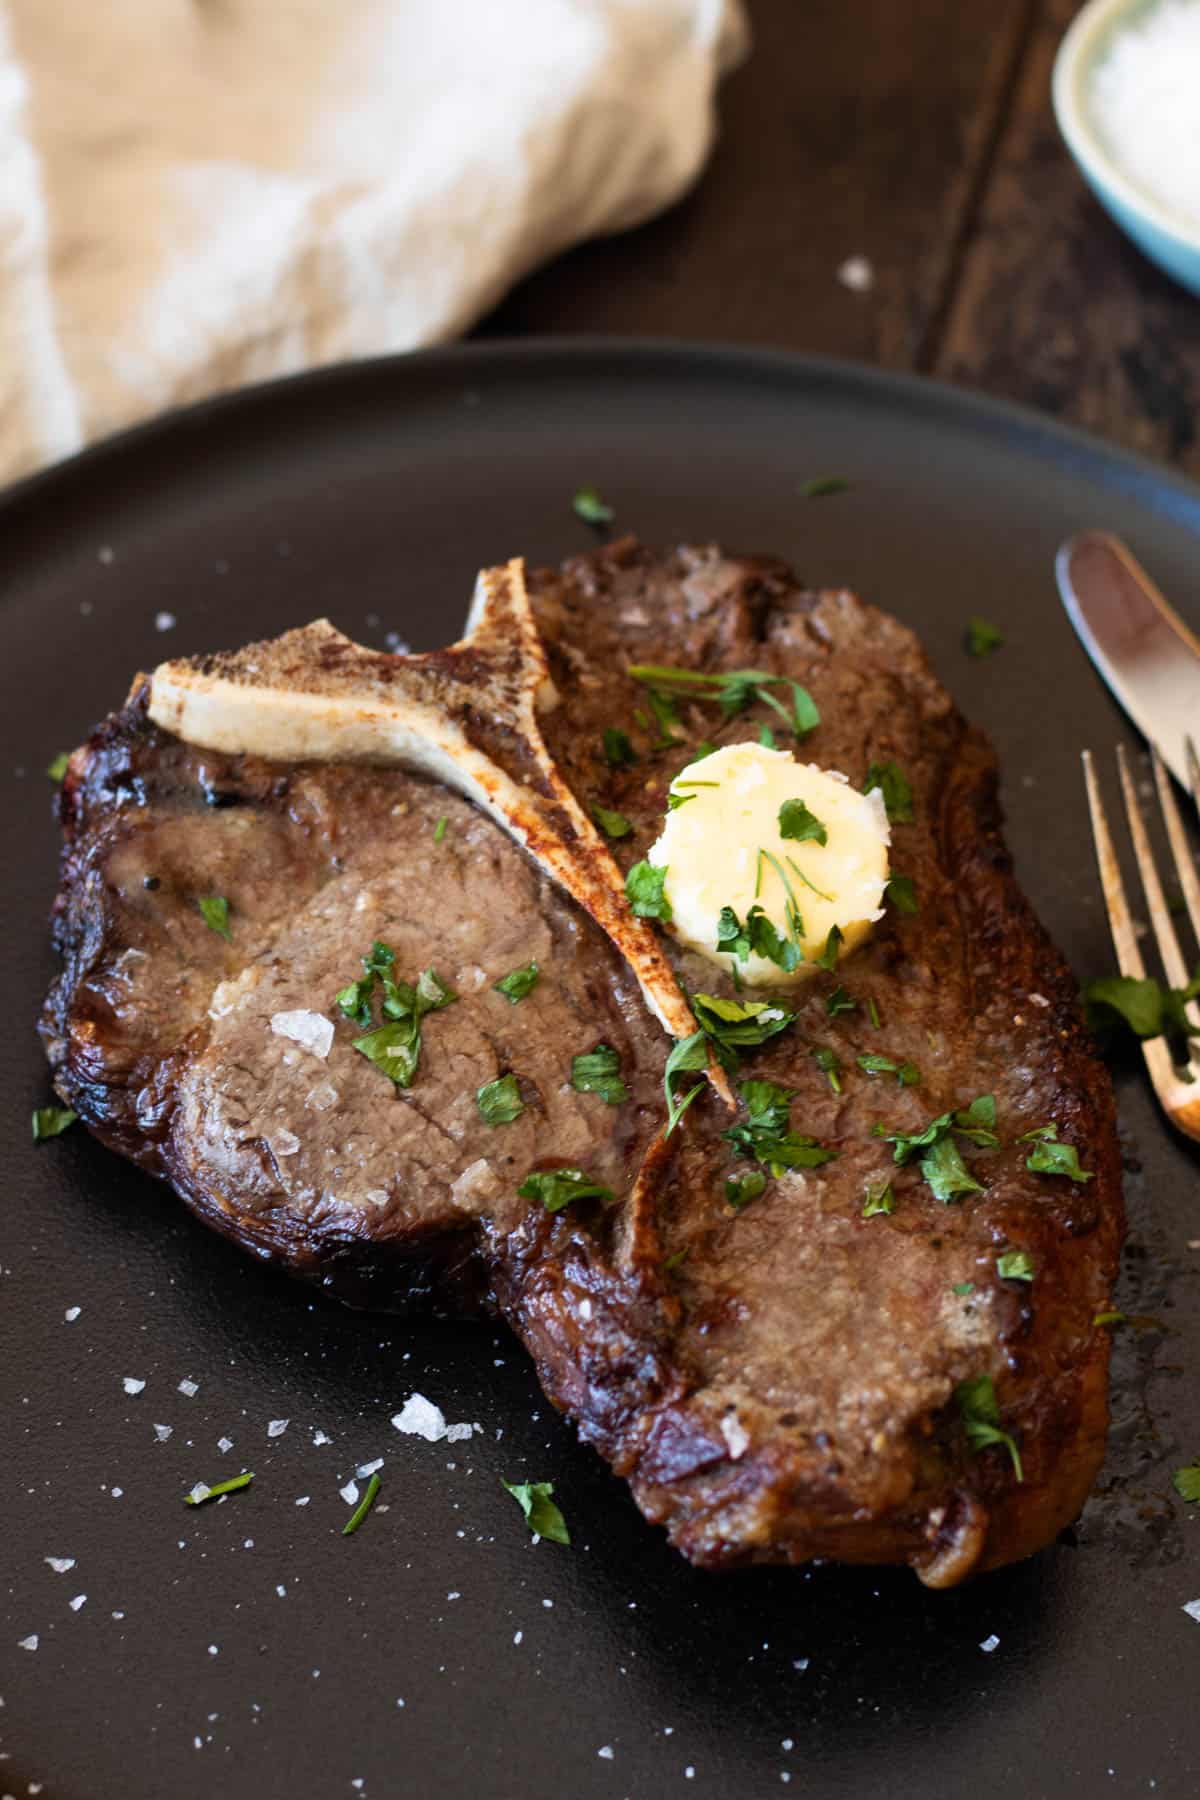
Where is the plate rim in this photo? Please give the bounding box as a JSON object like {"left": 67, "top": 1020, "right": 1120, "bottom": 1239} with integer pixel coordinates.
{"left": 2, "top": 336, "right": 1199, "bottom": 532}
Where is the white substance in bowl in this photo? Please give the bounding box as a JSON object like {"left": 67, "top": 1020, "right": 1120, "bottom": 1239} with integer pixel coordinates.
{"left": 1090, "top": 1, "right": 1200, "bottom": 231}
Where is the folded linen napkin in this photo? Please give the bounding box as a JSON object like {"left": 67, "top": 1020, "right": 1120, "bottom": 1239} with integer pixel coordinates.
{"left": 0, "top": 0, "right": 746, "bottom": 483}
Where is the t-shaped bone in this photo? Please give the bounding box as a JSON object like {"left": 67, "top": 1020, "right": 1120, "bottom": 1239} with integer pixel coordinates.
{"left": 147, "top": 557, "right": 731, "bottom": 1104}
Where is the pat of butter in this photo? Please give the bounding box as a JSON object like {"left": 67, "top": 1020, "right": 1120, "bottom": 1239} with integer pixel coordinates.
{"left": 648, "top": 742, "right": 890, "bottom": 983}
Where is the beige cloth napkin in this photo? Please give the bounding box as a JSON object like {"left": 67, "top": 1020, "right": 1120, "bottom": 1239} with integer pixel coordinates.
{"left": 0, "top": 0, "right": 746, "bottom": 482}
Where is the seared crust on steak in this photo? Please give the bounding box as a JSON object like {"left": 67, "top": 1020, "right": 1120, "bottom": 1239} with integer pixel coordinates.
{"left": 42, "top": 540, "right": 1123, "bottom": 1583}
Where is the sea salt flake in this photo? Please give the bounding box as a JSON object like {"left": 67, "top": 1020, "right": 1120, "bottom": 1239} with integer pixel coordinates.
{"left": 178, "top": 1379, "right": 199, "bottom": 1397}
{"left": 837, "top": 254, "right": 874, "bottom": 292}
{"left": 18, "top": 1635, "right": 38, "bottom": 1651}
{"left": 598, "top": 1746, "right": 614, "bottom": 1760}
{"left": 980, "top": 1634, "right": 1000, "bottom": 1653}
{"left": 270, "top": 1010, "right": 334, "bottom": 1060}
{"left": 217, "top": 1437, "right": 233, "bottom": 1454}
{"left": 295, "top": 1496, "right": 310, "bottom": 1507}
{"left": 1183, "top": 1599, "right": 1200, "bottom": 1624}
{"left": 720, "top": 1415, "right": 750, "bottom": 1460}
{"left": 276, "top": 1584, "right": 287, "bottom": 1597}
{"left": 267, "top": 1418, "right": 289, "bottom": 1438}
{"left": 153, "top": 1424, "right": 173, "bottom": 1442}
{"left": 208, "top": 1645, "right": 219, "bottom": 1656}
{"left": 272, "top": 1129, "right": 301, "bottom": 1158}
{"left": 69, "top": 1595, "right": 86, "bottom": 1612}
{"left": 513, "top": 1630, "right": 523, "bottom": 1645}
{"left": 64, "top": 1306, "right": 81, "bottom": 1322}
{"left": 45, "top": 1557, "right": 76, "bottom": 1573}
{"left": 340, "top": 1482, "right": 360, "bottom": 1507}
{"left": 155, "top": 611, "right": 176, "bottom": 633}
{"left": 391, "top": 1394, "right": 448, "bottom": 1441}
{"left": 356, "top": 1458, "right": 383, "bottom": 1478}
{"left": 122, "top": 1377, "right": 145, "bottom": 1395}
{"left": 313, "top": 1430, "right": 332, "bottom": 1446}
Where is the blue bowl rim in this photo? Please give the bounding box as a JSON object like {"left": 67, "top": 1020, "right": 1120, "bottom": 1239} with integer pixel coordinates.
{"left": 1052, "top": 0, "right": 1200, "bottom": 260}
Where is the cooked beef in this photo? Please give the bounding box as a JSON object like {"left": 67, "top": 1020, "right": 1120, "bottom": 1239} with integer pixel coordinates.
{"left": 42, "top": 540, "right": 1123, "bottom": 1583}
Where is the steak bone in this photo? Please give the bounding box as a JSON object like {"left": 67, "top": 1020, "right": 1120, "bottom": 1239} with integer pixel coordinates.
{"left": 147, "top": 557, "right": 731, "bottom": 1102}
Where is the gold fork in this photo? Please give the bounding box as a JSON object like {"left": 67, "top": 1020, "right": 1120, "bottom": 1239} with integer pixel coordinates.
{"left": 1082, "top": 736, "right": 1200, "bottom": 1142}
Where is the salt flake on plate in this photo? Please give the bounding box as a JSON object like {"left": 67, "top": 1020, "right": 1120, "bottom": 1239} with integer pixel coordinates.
{"left": 267, "top": 1418, "right": 289, "bottom": 1438}
{"left": 271, "top": 1010, "right": 334, "bottom": 1060}
{"left": 44, "top": 1556, "right": 76, "bottom": 1573}
{"left": 122, "top": 1376, "right": 145, "bottom": 1395}
{"left": 1183, "top": 1599, "right": 1200, "bottom": 1624}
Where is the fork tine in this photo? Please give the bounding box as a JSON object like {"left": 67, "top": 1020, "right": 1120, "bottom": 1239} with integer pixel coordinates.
{"left": 1151, "top": 743, "right": 1200, "bottom": 949}
{"left": 1116, "top": 744, "right": 1192, "bottom": 992}
{"left": 1083, "top": 749, "right": 1150, "bottom": 982}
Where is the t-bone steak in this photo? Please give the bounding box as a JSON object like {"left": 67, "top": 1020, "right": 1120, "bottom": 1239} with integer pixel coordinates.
{"left": 40, "top": 539, "right": 1123, "bottom": 1585}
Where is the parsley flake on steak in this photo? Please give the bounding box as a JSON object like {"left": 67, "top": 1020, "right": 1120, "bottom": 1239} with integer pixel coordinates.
{"left": 517, "top": 1169, "right": 615, "bottom": 1213}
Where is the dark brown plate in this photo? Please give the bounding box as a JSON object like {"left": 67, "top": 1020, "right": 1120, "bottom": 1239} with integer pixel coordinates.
{"left": 2, "top": 342, "right": 1198, "bottom": 1800}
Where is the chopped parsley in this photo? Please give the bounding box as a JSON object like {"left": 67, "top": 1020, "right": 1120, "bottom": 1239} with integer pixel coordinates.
{"left": 867, "top": 996, "right": 881, "bottom": 1029}
{"left": 715, "top": 903, "right": 800, "bottom": 974}
{"left": 863, "top": 760, "right": 913, "bottom": 824}
{"left": 642, "top": 687, "right": 683, "bottom": 748}
{"left": 351, "top": 964, "right": 458, "bottom": 1088}
{"left": 662, "top": 1247, "right": 690, "bottom": 1272}
{"left": 885, "top": 874, "right": 918, "bottom": 915}
{"left": 663, "top": 1030, "right": 709, "bottom": 1135}
{"left": 1173, "top": 1463, "right": 1200, "bottom": 1505}
{"left": 336, "top": 938, "right": 395, "bottom": 1026}
{"left": 1020, "top": 1125, "right": 1094, "bottom": 1182}
{"left": 184, "top": 1470, "right": 254, "bottom": 1506}
{"left": 32, "top": 1106, "right": 77, "bottom": 1143}
{"left": 1093, "top": 1311, "right": 1126, "bottom": 1328}
{"left": 602, "top": 727, "right": 636, "bottom": 767}
{"left": 920, "top": 1134, "right": 984, "bottom": 1201}
{"left": 877, "top": 1099, "right": 996, "bottom": 1200}
{"left": 691, "top": 992, "right": 797, "bottom": 1049}
{"left": 625, "top": 860, "right": 672, "bottom": 920}
{"left": 46, "top": 750, "right": 70, "bottom": 782}
{"left": 826, "top": 986, "right": 857, "bottom": 1018}
{"left": 758, "top": 723, "right": 777, "bottom": 749}
{"left": 573, "top": 485, "right": 614, "bottom": 527}
{"left": 570, "top": 1044, "right": 628, "bottom": 1106}
{"left": 1085, "top": 968, "right": 1199, "bottom": 1060}
{"left": 953, "top": 1094, "right": 1000, "bottom": 1145}
{"left": 627, "top": 664, "right": 820, "bottom": 738}
{"left": 817, "top": 924, "right": 843, "bottom": 971}
{"left": 342, "top": 1472, "right": 381, "bottom": 1536}
{"left": 856, "top": 1052, "right": 920, "bottom": 1086}
{"left": 433, "top": 814, "right": 448, "bottom": 843}
{"left": 756, "top": 847, "right": 814, "bottom": 939}
{"left": 862, "top": 1180, "right": 895, "bottom": 1217}
{"left": 502, "top": 1478, "right": 570, "bottom": 1545}
{"left": 723, "top": 1079, "right": 838, "bottom": 1176}
{"left": 965, "top": 616, "right": 1004, "bottom": 658}
{"left": 667, "top": 791, "right": 697, "bottom": 811}
{"left": 777, "top": 799, "right": 827, "bottom": 846}
{"left": 493, "top": 960, "right": 539, "bottom": 1004}
{"left": 996, "top": 1249, "right": 1034, "bottom": 1281}
{"left": 517, "top": 1168, "right": 615, "bottom": 1213}
{"left": 591, "top": 804, "right": 633, "bottom": 839}
{"left": 198, "top": 895, "right": 232, "bottom": 941}
{"left": 726, "top": 1169, "right": 768, "bottom": 1210}
{"left": 801, "top": 475, "right": 850, "bottom": 499}
{"left": 952, "top": 1281, "right": 975, "bottom": 1297}
{"left": 955, "top": 1375, "right": 1023, "bottom": 1482}
{"left": 477, "top": 1074, "right": 525, "bottom": 1126}
{"left": 810, "top": 1046, "right": 842, "bottom": 1093}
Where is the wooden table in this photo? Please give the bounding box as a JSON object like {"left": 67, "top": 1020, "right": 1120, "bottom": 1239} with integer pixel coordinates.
{"left": 480, "top": 0, "right": 1200, "bottom": 482}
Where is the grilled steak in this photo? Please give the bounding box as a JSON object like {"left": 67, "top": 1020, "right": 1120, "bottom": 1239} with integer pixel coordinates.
{"left": 42, "top": 540, "right": 1123, "bottom": 1584}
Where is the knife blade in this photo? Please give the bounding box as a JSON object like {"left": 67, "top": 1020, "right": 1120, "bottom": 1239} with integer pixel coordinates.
{"left": 1056, "top": 530, "right": 1200, "bottom": 791}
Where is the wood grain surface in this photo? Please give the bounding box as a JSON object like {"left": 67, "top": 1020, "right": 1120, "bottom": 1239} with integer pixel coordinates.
{"left": 478, "top": 0, "right": 1200, "bottom": 482}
